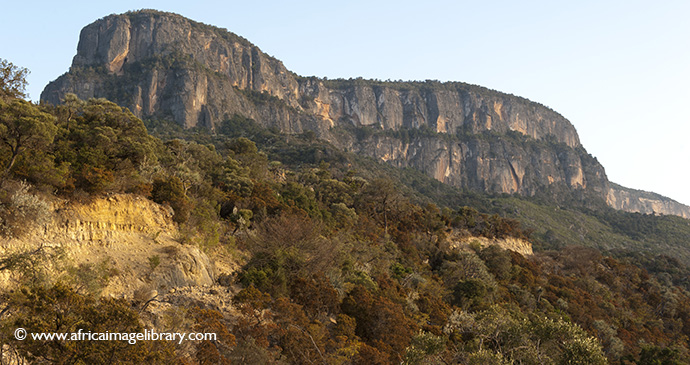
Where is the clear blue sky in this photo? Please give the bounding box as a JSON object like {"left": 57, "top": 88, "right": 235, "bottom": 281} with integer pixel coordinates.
{"left": 2, "top": 0, "right": 689, "bottom": 205}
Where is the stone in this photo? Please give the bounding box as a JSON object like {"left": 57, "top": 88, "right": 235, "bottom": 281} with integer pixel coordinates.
{"left": 40, "top": 10, "right": 690, "bottom": 216}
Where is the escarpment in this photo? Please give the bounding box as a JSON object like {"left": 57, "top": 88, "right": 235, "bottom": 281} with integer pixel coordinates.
{"left": 298, "top": 78, "right": 580, "bottom": 148}
{"left": 41, "top": 10, "right": 312, "bottom": 132}
{"left": 347, "top": 132, "right": 608, "bottom": 198}
{"left": 607, "top": 183, "right": 690, "bottom": 219}
{"left": 41, "top": 10, "right": 580, "bottom": 149}
{"left": 40, "top": 10, "right": 690, "bottom": 216}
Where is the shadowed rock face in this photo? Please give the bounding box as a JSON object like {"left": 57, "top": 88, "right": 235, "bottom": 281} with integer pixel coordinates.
{"left": 349, "top": 133, "right": 608, "bottom": 198}
{"left": 40, "top": 10, "right": 689, "bottom": 215}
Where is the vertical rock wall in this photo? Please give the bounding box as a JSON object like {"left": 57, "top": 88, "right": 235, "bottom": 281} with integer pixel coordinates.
{"left": 39, "top": 10, "right": 628, "bottom": 205}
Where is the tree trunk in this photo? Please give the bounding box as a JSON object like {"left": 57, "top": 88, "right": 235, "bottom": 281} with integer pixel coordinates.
{"left": 4, "top": 147, "right": 18, "bottom": 174}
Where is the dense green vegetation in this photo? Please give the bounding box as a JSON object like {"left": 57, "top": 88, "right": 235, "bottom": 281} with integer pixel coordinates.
{"left": 1, "top": 60, "right": 690, "bottom": 363}
{"left": 0, "top": 59, "right": 29, "bottom": 100}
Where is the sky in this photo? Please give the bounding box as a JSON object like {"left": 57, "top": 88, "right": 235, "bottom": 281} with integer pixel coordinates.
{"left": 2, "top": 0, "right": 689, "bottom": 205}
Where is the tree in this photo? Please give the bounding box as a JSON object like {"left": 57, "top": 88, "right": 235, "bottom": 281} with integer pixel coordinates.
{"left": 52, "top": 97, "right": 161, "bottom": 192}
{"left": 342, "top": 285, "right": 418, "bottom": 362}
{"left": 478, "top": 245, "right": 512, "bottom": 281}
{"left": 152, "top": 176, "right": 192, "bottom": 223}
{"left": 189, "top": 307, "right": 236, "bottom": 364}
{"left": 0, "top": 99, "right": 57, "bottom": 174}
{"left": 58, "top": 93, "right": 85, "bottom": 128}
{"left": 239, "top": 212, "right": 336, "bottom": 296}
{"left": 0, "top": 59, "right": 29, "bottom": 100}
{"left": 357, "top": 178, "right": 403, "bottom": 236}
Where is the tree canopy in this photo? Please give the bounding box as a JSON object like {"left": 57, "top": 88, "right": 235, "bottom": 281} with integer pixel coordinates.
{"left": 0, "top": 98, "right": 57, "bottom": 174}
{"left": 0, "top": 59, "right": 29, "bottom": 100}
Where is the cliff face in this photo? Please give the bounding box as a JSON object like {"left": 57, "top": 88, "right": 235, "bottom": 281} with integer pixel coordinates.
{"left": 40, "top": 10, "right": 687, "bottom": 215}
{"left": 299, "top": 79, "right": 580, "bottom": 147}
{"left": 41, "top": 11, "right": 580, "bottom": 148}
{"left": 607, "top": 183, "right": 690, "bottom": 219}
{"left": 348, "top": 133, "right": 608, "bottom": 197}
{"left": 41, "top": 10, "right": 310, "bottom": 131}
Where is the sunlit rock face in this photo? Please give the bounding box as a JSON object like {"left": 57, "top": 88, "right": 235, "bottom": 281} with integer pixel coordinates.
{"left": 41, "top": 10, "right": 690, "bottom": 215}
{"left": 0, "top": 194, "right": 215, "bottom": 298}
{"left": 607, "top": 183, "right": 690, "bottom": 219}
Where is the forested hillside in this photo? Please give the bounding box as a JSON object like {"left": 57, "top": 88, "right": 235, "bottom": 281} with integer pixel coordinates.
{"left": 0, "top": 56, "right": 689, "bottom": 363}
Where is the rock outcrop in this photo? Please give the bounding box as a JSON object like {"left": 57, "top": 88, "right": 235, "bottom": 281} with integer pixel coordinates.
{"left": 450, "top": 234, "right": 534, "bottom": 257}
{"left": 350, "top": 133, "right": 608, "bottom": 198}
{"left": 0, "top": 194, "right": 215, "bottom": 297}
{"left": 40, "top": 10, "right": 690, "bottom": 216}
{"left": 607, "top": 183, "right": 690, "bottom": 219}
{"left": 41, "top": 10, "right": 310, "bottom": 132}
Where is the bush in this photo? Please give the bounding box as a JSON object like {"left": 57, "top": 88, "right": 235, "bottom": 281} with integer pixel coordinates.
{"left": 452, "top": 279, "right": 489, "bottom": 309}
{"left": 478, "top": 245, "right": 512, "bottom": 281}
{"left": 0, "top": 181, "right": 51, "bottom": 238}
{"left": 2, "top": 283, "right": 174, "bottom": 363}
{"left": 151, "top": 177, "right": 192, "bottom": 223}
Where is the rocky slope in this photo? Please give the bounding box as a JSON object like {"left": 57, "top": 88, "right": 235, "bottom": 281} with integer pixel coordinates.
{"left": 449, "top": 234, "right": 533, "bottom": 257}
{"left": 41, "top": 10, "right": 690, "bottom": 216}
{"left": 0, "top": 194, "right": 218, "bottom": 298}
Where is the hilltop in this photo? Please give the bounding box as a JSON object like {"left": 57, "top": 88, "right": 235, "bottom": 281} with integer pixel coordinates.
{"left": 40, "top": 10, "right": 690, "bottom": 217}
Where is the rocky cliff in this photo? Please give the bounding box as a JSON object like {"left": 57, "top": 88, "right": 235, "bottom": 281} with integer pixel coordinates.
{"left": 41, "top": 10, "right": 314, "bottom": 132}
{"left": 607, "top": 183, "right": 690, "bottom": 219}
{"left": 41, "top": 11, "right": 580, "bottom": 146}
{"left": 40, "top": 10, "right": 689, "bottom": 216}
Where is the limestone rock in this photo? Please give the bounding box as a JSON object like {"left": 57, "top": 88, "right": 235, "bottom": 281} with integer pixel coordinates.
{"left": 607, "top": 183, "right": 690, "bottom": 219}
{"left": 40, "top": 10, "right": 690, "bottom": 216}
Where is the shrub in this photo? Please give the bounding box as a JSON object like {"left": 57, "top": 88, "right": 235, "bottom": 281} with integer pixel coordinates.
{"left": 151, "top": 176, "right": 192, "bottom": 223}
{"left": 2, "top": 283, "right": 174, "bottom": 363}
{"left": 148, "top": 255, "right": 161, "bottom": 270}
{"left": 0, "top": 181, "right": 51, "bottom": 238}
